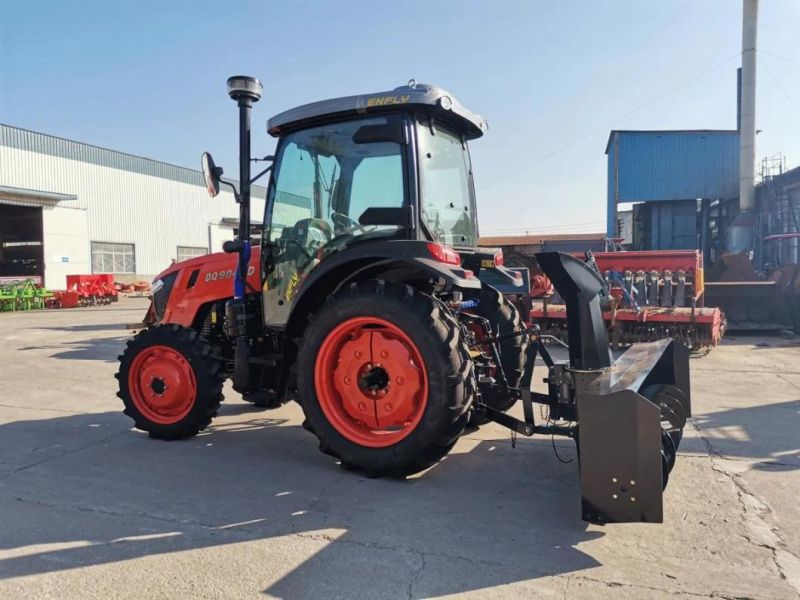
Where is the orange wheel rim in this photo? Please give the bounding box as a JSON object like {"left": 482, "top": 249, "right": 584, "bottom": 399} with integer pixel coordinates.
{"left": 314, "top": 317, "right": 428, "bottom": 448}
{"left": 128, "top": 345, "right": 197, "bottom": 425}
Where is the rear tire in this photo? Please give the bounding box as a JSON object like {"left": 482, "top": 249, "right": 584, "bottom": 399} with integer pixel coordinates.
{"left": 297, "top": 280, "right": 475, "bottom": 477}
{"left": 471, "top": 285, "right": 527, "bottom": 413}
{"left": 117, "top": 324, "right": 224, "bottom": 439}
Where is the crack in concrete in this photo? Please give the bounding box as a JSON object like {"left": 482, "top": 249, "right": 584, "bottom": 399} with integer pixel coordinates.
{"left": 5, "top": 490, "right": 786, "bottom": 599}
{"left": 691, "top": 417, "right": 800, "bottom": 597}
{"left": 8, "top": 494, "right": 226, "bottom": 531}
{"left": 289, "top": 531, "right": 503, "bottom": 568}
{"left": 289, "top": 531, "right": 770, "bottom": 599}
{"left": 406, "top": 550, "right": 425, "bottom": 599}
{"left": 777, "top": 373, "right": 800, "bottom": 391}
{"left": 680, "top": 453, "right": 798, "bottom": 470}
{"left": 6, "top": 493, "right": 528, "bottom": 574}
{"left": 692, "top": 368, "right": 800, "bottom": 375}
{"left": 569, "top": 574, "right": 755, "bottom": 599}
{"left": 0, "top": 403, "right": 85, "bottom": 415}
{"left": 1, "top": 429, "right": 130, "bottom": 481}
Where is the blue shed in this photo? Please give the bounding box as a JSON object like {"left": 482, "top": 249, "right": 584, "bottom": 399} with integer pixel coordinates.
{"left": 606, "top": 130, "right": 739, "bottom": 237}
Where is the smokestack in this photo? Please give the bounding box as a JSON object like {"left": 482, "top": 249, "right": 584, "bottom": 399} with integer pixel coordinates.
{"left": 739, "top": 0, "right": 757, "bottom": 211}
{"left": 728, "top": 0, "right": 758, "bottom": 253}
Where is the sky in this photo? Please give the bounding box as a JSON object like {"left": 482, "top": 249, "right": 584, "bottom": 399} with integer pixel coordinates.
{"left": 1, "top": 0, "right": 799, "bottom": 235}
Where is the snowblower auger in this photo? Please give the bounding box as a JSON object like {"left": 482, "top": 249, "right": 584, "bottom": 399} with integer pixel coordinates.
{"left": 475, "top": 251, "right": 691, "bottom": 524}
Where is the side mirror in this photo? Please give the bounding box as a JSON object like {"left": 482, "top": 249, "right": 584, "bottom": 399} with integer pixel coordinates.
{"left": 201, "top": 152, "right": 223, "bottom": 198}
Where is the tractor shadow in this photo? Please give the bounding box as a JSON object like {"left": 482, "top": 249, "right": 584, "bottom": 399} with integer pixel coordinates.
{"left": 17, "top": 335, "right": 129, "bottom": 362}
{"left": 0, "top": 409, "right": 603, "bottom": 596}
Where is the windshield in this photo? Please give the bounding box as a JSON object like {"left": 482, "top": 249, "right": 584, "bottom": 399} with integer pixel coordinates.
{"left": 417, "top": 116, "right": 478, "bottom": 247}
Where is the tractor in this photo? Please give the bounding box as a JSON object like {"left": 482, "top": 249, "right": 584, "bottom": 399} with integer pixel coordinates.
{"left": 116, "top": 77, "right": 691, "bottom": 523}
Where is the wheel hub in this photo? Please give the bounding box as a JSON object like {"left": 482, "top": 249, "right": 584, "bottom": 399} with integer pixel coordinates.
{"left": 150, "top": 376, "right": 167, "bottom": 396}
{"left": 358, "top": 364, "right": 390, "bottom": 396}
{"left": 315, "top": 317, "right": 429, "bottom": 447}
{"left": 128, "top": 345, "right": 197, "bottom": 425}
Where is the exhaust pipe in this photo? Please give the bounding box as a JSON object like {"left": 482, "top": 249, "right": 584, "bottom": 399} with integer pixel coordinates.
{"left": 536, "top": 252, "right": 691, "bottom": 523}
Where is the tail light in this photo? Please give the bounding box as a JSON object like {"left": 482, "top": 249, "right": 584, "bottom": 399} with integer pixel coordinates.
{"left": 480, "top": 249, "right": 504, "bottom": 268}
{"left": 426, "top": 242, "right": 461, "bottom": 266}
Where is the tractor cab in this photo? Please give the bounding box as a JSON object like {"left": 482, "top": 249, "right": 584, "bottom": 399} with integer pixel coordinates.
{"left": 260, "top": 82, "right": 491, "bottom": 325}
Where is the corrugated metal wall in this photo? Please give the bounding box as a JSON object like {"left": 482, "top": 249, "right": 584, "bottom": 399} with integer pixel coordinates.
{"left": 606, "top": 130, "right": 739, "bottom": 237}
{"left": 0, "top": 124, "right": 267, "bottom": 279}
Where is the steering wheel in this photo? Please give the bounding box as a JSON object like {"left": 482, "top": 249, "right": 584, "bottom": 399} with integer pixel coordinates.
{"left": 331, "top": 211, "right": 368, "bottom": 234}
{"left": 283, "top": 238, "right": 312, "bottom": 259}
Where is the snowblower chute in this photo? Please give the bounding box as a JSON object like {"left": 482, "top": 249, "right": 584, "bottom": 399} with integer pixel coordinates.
{"left": 476, "top": 252, "right": 691, "bottom": 523}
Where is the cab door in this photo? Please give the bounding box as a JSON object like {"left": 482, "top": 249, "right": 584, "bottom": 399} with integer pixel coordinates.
{"left": 261, "top": 116, "right": 409, "bottom": 327}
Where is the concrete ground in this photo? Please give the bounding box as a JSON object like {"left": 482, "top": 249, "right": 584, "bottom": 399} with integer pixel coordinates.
{"left": 0, "top": 297, "right": 798, "bottom": 599}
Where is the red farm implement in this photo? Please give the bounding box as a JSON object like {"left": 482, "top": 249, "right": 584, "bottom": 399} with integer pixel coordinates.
{"left": 49, "top": 275, "right": 119, "bottom": 308}
{"left": 528, "top": 250, "right": 726, "bottom": 353}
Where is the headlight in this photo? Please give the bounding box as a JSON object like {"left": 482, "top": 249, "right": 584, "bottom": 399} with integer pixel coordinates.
{"left": 151, "top": 272, "right": 178, "bottom": 321}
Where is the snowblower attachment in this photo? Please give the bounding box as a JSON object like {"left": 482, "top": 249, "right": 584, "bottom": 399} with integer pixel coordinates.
{"left": 536, "top": 252, "right": 691, "bottom": 523}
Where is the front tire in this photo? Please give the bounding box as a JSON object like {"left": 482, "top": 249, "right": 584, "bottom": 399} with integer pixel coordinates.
{"left": 117, "top": 324, "right": 224, "bottom": 439}
{"left": 297, "top": 280, "right": 475, "bottom": 477}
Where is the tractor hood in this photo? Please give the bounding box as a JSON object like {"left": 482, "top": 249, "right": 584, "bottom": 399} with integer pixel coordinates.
{"left": 267, "top": 82, "right": 488, "bottom": 140}
{"left": 149, "top": 248, "right": 262, "bottom": 327}
{"left": 154, "top": 248, "right": 261, "bottom": 287}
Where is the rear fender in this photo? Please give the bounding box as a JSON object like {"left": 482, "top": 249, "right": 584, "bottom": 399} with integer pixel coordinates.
{"left": 278, "top": 240, "right": 481, "bottom": 331}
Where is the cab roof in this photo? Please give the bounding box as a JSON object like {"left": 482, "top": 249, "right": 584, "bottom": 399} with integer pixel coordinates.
{"left": 267, "top": 82, "right": 488, "bottom": 140}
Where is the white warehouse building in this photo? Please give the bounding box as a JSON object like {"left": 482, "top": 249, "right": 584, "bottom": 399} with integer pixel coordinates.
{"left": 0, "top": 123, "right": 266, "bottom": 290}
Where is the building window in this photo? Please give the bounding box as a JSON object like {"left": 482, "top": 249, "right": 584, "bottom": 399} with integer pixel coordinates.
{"left": 91, "top": 242, "right": 135, "bottom": 274}
{"left": 231, "top": 225, "right": 263, "bottom": 242}
{"left": 176, "top": 246, "right": 208, "bottom": 262}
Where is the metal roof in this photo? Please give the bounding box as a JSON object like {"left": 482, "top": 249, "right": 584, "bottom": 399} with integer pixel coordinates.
{"left": 0, "top": 123, "right": 267, "bottom": 196}
{"left": 0, "top": 184, "right": 78, "bottom": 202}
{"left": 605, "top": 129, "right": 738, "bottom": 155}
{"left": 267, "top": 82, "right": 488, "bottom": 140}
